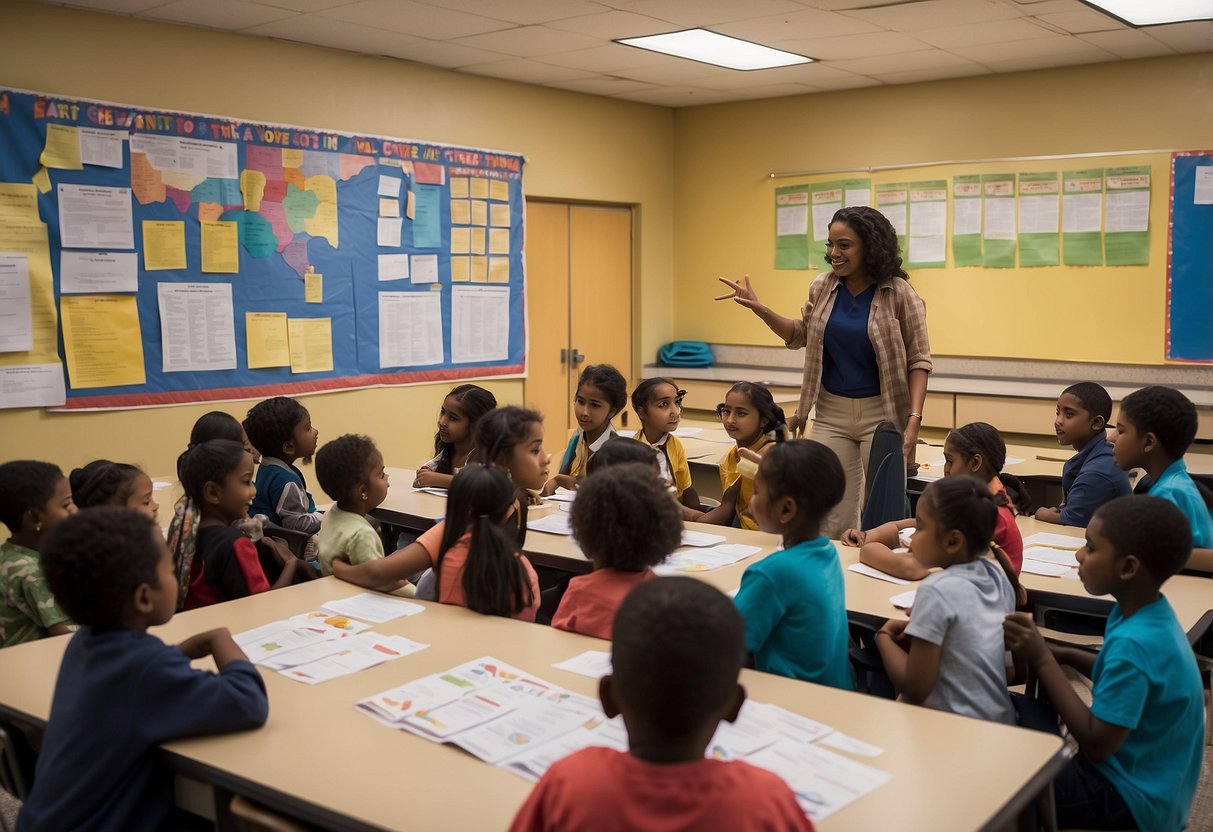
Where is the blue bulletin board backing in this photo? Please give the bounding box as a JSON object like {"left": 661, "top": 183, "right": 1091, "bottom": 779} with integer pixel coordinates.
{"left": 0, "top": 87, "right": 527, "bottom": 409}
{"left": 1167, "top": 151, "right": 1213, "bottom": 362}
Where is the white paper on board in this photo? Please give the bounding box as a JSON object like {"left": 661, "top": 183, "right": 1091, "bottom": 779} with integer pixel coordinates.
{"left": 60, "top": 251, "right": 138, "bottom": 293}
{"left": 157, "top": 282, "right": 237, "bottom": 372}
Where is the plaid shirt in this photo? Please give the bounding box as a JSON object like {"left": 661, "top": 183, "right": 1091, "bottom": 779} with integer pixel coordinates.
{"left": 785, "top": 272, "right": 932, "bottom": 432}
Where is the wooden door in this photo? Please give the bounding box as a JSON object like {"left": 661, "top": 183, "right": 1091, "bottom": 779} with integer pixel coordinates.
{"left": 523, "top": 201, "right": 633, "bottom": 440}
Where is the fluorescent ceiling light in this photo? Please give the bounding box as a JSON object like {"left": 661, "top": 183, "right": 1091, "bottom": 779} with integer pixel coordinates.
{"left": 615, "top": 28, "right": 814, "bottom": 71}
{"left": 1079, "top": 0, "right": 1213, "bottom": 26}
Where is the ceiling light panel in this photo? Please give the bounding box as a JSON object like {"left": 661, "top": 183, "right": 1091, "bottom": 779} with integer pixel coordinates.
{"left": 615, "top": 28, "right": 814, "bottom": 70}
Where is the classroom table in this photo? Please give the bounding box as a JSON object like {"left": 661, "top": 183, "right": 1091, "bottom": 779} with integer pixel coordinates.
{"left": 0, "top": 576, "right": 1066, "bottom": 832}
{"left": 369, "top": 467, "right": 447, "bottom": 530}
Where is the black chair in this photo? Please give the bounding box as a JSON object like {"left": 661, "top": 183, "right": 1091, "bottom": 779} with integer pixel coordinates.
{"left": 860, "top": 421, "right": 910, "bottom": 530}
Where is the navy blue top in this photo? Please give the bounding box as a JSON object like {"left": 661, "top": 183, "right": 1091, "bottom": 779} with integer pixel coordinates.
{"left": 1059, "top": 434, "right": 1132, "bottom": 527}
{"left": 821, "top": 284, "right": 880, "bottom": 398}
{"left": 19, "top": 628, "right": 268, "bottom": 832}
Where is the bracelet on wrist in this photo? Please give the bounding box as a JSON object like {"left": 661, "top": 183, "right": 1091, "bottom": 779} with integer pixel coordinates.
{"left": 908, "top": 412, "right": 923, "bottom": 420}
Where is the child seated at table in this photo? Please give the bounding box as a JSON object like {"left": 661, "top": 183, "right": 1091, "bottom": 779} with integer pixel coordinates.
{"left": 551, "top": 463, "right": 683, "bottom": 639}
{"left": 733, "top": 440, "right": 853, "bottom": 689}
{"left": 244, "top": 396, "right": 322, "bottom": 535}
{"left": 876, "top": 476, "right": 1022, "bottom": 724}
{"left": 631, "top": 377, "right": 700, "bottom": 510}
{"left": 413, "top": 383, "right": 497, "bottom": 489}
{"left": 315, "top": 434, "right": 411, "bottom": 595}
{"left": 701, "top": 382, "right": 786, "bottom": 530}
{"left": 69, "top": 459, "right": 159, "bottom": 522}
{"left": 1004, "top": 495, "right": 1203, "bottom": 831}
{"left": 1034, "top": 382, "right": 1131, "bottom": 528}
{"left": 543, "top": 364, "right": 627, "bottom": 494}
{"left": 1112, "top": 385, "right": 1213, "bottom": 571}
{"left": 18, "top": 507, "right": 267, "bottom": 831}
{"left": 843, "top": 421, "right": 1026, "bottom": 578}
{"left": 509, "top": 577, "right": 812, "bottom": 832}
{"left": 0, "top": 461, "right": 76, "bottom": 648}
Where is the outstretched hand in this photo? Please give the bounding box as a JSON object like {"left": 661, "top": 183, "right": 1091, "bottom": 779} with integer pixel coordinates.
{"left": 715, "top": 275, "right": 762, "bottom": 311}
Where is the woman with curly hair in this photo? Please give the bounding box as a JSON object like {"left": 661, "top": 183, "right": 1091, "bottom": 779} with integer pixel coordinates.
{"left": 716, "top": 206, "right": 932, "bottom": 535}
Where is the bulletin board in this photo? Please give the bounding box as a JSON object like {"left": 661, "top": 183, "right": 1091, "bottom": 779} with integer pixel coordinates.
{"left": 1166, "top": 151, "right": 1213, "bottom": 363}
{"left": 0, "top": 87, "right": 527, "bottom": 410}
{"left": 766, "top": 151, "right": 1177, "bottom": 365}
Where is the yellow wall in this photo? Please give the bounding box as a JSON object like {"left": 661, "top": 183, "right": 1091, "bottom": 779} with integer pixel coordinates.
{"left": 671, "top": 54, "right": 1213, "bottom": 365}
{"left": 0, "top": 2, "right": 675, "bottom": 479}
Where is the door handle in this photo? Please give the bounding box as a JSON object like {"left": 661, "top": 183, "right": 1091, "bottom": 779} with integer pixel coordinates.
{"left": 570, "top": 348, "right": 586, "bottom": 366}
{"left": 560, "top": 348, "right": 568, "bottom": 364}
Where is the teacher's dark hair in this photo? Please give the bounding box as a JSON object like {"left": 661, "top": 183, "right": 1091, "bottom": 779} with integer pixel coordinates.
{"left": 826, "top": 206, "right": 908, "bottom": 282}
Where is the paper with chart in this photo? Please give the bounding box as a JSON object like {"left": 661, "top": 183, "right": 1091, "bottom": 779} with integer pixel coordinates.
{"left": 379, "top": 291, "right": 443, "bottom": 368}
{"left": 279, "top": 632, "right": 428, "bottom": 685}
{"left": 1103, "top": 167, "right": 1150, "bottom": 266}
{"left": 452, "top": 285, "right": 509, "bottom": 364}
{"left": 157, "top": 283, "right": 237, "bottom": 372}
{"left": 654, "top": 543, "right": 762, "bottom": 574}
{"left": 1016, "top": 172, "right": 1059, "bottom": 267}
{"left": 981, "top": 174, "right": 1016, "bottom": 267}
{"left": 358, "top": 656, "right": 890, "bottom": 819}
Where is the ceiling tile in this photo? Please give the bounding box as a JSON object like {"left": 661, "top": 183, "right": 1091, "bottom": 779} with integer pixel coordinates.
{"left": 540, "top": 43, "right": 681, "bottom": 73}
{"left": 952, "top": 34, "right": 1112, "bottom": 63}
{"left": 1033, "top": 9, "right": 1125, "bottom": 34}
{"left": 458, "top": 57, "right": 596, "bottom": 83}
{"left": 914, "top": 18, "right": 1054, "bottom": 49}
{"left": 33, "top": 0, "right": 172, "bottom": 13}
{"left": 319, "top": 0, "right": 513, "bottom": 39}
{"left": 832, "top": 47, "right": 979, "bottom": 74}
{"left": 382, "top": 37, "right": 514, "bottom": 67}
{"left": 868, "top": 62, "right": 995, "bottom": 84}
{"left": 728, "top": 82, "right": 825, "bottom": 98}
{"left": 243, "top": 14, "right": 422, "bottom": 53}
{"left": 597, "top": 0, "right": 807, "bottom": 27}
{"left": 714, "top": 7, "right": 884, "bottom": 43}
{"left": 545, "top": 10, "right": 680, "bottom": 38}
{"left": 611, "top": 58, "right": 757, "bottom": 85}
{"left": 449, "top": 25, "right": 603, "bottom": 57}
{"left": 548, "top": 76, "right": 662, "bottom": 95}
{"left": 138, "top": 0, "right": 297, "bottom": 29}
{"left": 780, "top": 30, "right": 933, "bottom": 60}
{"left": 251, "top": 0, "right": 362, "bottom": 12}
{"left": 843, "top": 0, "right": 1024, "bottom": 31}
{"left": 796, "top": 0, "right": 911, "bottom": 8}
{"left": 1076, "top": 29, "right": 1175, "bottom": 58}
{"left": 681, "top": 60, "right": 855, "bottom": 88}
{"left": 803, "top": 71, "right": 882, "bottom": 90}
{"left": 415, "top": 0, "right": 612, "bottom": 25}
{"left": 611, "top": 85, "right": 742, "bottom": 106}
{"left": 1142, "top": 21, "right": 1213, "bottom": 53}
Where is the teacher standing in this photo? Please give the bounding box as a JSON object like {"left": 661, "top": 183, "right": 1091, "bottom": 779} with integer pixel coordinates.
{"left": 716, "top": 206, "right": 932, "bottom": 536}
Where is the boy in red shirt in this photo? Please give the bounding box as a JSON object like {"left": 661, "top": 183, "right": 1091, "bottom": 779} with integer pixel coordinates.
{"left": 510, "top": 577, "right": 813, "bottom": 832}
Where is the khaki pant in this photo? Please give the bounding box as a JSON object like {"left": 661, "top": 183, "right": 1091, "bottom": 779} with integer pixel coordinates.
{"left": 809, "top": 389, "right": 887, "bottom": 538}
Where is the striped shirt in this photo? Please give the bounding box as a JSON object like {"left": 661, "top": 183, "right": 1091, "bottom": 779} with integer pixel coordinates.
{"left": 786, "top": 272, "right": 932, "bottom": 433}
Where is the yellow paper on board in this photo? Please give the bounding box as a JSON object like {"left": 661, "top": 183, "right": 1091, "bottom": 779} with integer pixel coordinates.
{"left": 288, "top": 317, "right": 333, "bottom": 373}
{"left": 143, "top": 221, "right": 186, "bottom": 270}
{"left": 305, "top": 272, "right": 323, "bottom": 303}
{"left": 32, "top": 167, "right": 51, "bottom": 194}
{"left": 40, "top": 124, "right": 82, "bottom": 170}
{"left": 489, "top": 227, "right": 510, "bottom": 255}
{"left": 450, "top": 227, "right": 471, "bottom": 254}
{"left": 471, "top": 255, "right": 487, "bottom": 283}
{"left": 0, "top": 219, "right": 59, "bottom": 367}
{"left": 60, "top": 295, "right": 145, "bottom": 388}
{"left": 0, "top": 183, "right": 39, "bottom": 221}
{"left": 240, "top": 169, "right": 266, "bottom": 211}
{"left": 379, "top": 197, "right": 400, "bottom": 218}
{"left": 450, "top": 199, "right": 471, "bottom": 225}
{"left": 450, "top": 177, "right": 470, "bottom": 198}
{"left": 451, "top": 256, "right": 470, "bottom": 282}
{"left": 490, "top": 203, "right": 511, "bottom": 227}
{"left": 201, "top": 221, "right": 239, "bottom": 273}
{"left": 488, "top": 256, "right": 510, "bottom": 283}
{"left": 470, "top": 177, "right": 489, "bottom": 199}
{"left": 470, "top": 200, "right": 488, "bottom": 227}
{"left": 406, "top": 190, "right": 416, "bottom": 220}
{"left": 470, "top": 227, "right": 486, "bottom": 255}
{"left": 246, "top": 312, "right": 290, "bottom": 368}
{"left": 489, "top": 179, "right": 509, "bottom": 202}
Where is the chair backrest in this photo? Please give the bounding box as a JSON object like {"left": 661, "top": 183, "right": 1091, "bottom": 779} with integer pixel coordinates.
{"left": 263, "top": 524, "right": 311, "bottom": 559}
{"left": 861, "top": 421, "right": 909, "bottom": 529}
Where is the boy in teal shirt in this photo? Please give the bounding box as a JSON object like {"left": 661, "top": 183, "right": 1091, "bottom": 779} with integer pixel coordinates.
{"left": 1112, "top": 385, "right": 1213, "bottom": 571}
{"left": 1005, "top": 495, "right": 1203, "bottom": 832}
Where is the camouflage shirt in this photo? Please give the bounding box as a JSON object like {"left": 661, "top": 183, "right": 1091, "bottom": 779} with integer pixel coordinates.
{"left": 0, "top": 540, "right": 71, "bottom": 648}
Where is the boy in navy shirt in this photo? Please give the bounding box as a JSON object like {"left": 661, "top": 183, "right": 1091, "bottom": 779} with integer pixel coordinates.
{"left": 1112, "top": 384, "right": 1213, "bottom": 571}
{"left": 1034, "top": 382, "right": 1130, "bottom": 527}
{"left": 1005, "top": 496, "right": 1203, "bottom": 832}
{"left": 245, "top": 396, "right": 323, "bottom": 535}
{"left": 19, "top": 507, "right": 268, "bottom": 832}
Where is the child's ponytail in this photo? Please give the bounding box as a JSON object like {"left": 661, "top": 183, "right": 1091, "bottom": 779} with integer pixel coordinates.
{"left": 948, "top": 422, "right": 1032, "bottom": 513}
{"left": 926, "top": 475, "right": 1024, "bottom": 605}
{"left": 727, "top": 382, "right": 787, "bottom": 443}
{"left": 435, "top": 465, "right": 533, "bottom": 617}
